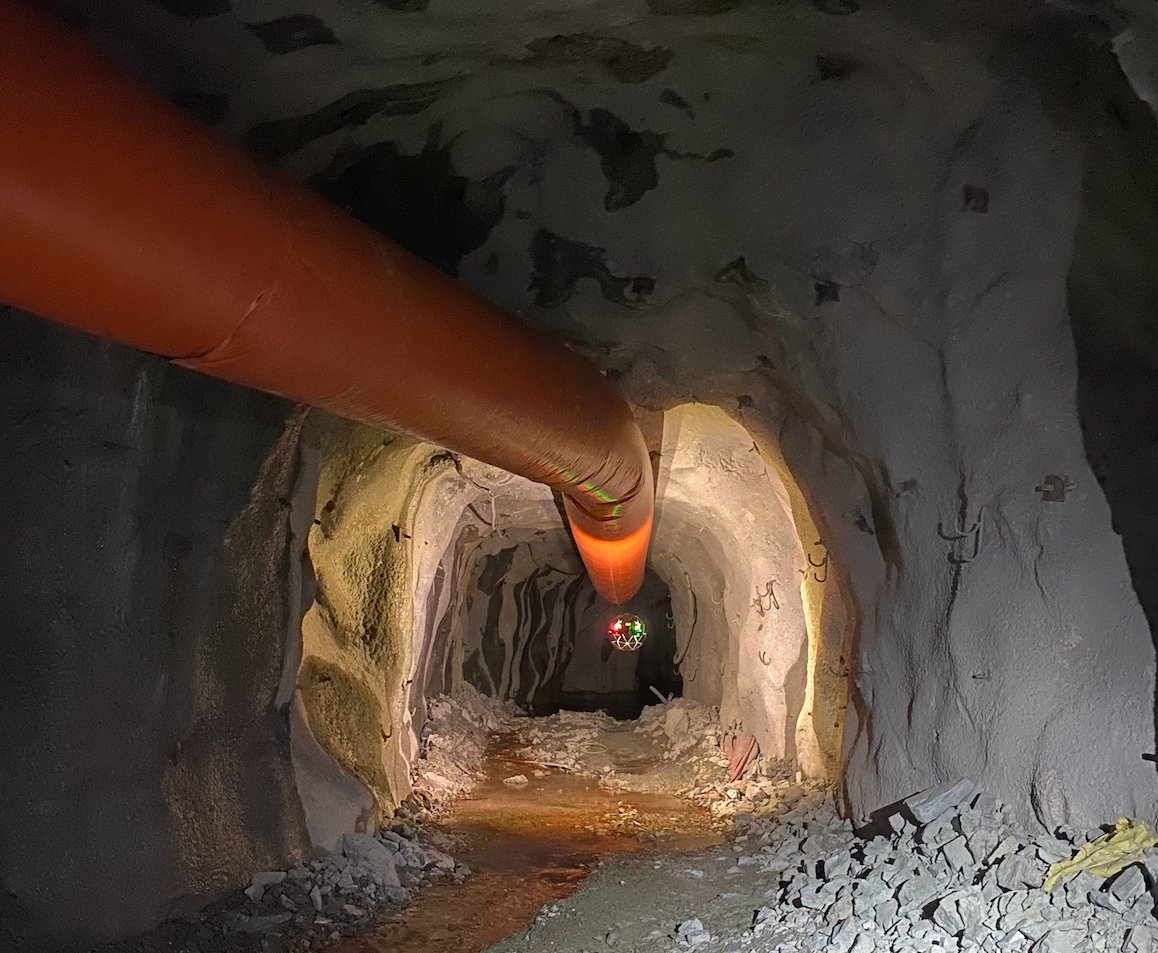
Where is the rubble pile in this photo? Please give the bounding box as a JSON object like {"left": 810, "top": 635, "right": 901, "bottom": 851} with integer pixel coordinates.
{"left": 665, "top": 786, "right": 1158, "bottom": 953}
{"left": 515, "top": 700, "right": 804, "bottom": 823}
{"left": 414, "top": 686, "right": 513, "bottom": 809}
{"left": 106, "top": 691, "right": 503, "bottom": 953}
{"left": 515, "top": 707, "right": 624, "bottom": 773}
{"left": 497, "top": 778, "right": 1158, "bottom": 953}
{"left": 89, "top": 821, "right": 466, "bottom": 953}
{"left": 515, "top": 700, "right": 727, "bottom": 783}
{"left": 229, "top": 828, "right": 465, "bottom": 948}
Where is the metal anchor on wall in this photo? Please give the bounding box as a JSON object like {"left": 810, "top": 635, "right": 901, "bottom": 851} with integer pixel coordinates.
{"left": 937, "top": 505, "right": 986, "bottom": 564}
{"left": 752, "top": 580, "right": 779, "bottom": 617}
{"left": 807, "top": 540, "right": 829, "bottom": 583}
{"left": 1035, "top": 475, "right": 1075, "bottom": 503}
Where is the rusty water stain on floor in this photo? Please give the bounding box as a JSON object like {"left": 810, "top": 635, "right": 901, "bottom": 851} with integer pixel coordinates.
{"left": 331, "top": 736, "right": 720, "bottom": 953}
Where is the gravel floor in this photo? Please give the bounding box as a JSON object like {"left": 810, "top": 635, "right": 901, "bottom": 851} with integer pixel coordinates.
{"left": 484, "top": 788, "right": 1158, "bottom": 953}
{"left": 80, "top": 696, "right": 1158, "bottom": 953}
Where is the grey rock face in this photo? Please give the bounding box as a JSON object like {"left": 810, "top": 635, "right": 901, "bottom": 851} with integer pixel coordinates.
{"left": 1109, "top": 866, "right": 1147, "bottom": 905}
{"left": 0, "top": 313, "right": 306, "bottom": 945}
{"left": 674, "top": 918, "right": 711, "bottom": 947}
{"left": 342, "top": 833, "right": 401, "bottom": 888}
{"left": 734, "top": 790, "right": 1158, "bottom": 953}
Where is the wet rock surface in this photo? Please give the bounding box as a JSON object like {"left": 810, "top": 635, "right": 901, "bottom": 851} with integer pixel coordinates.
{"left": 515, "top": 700, "right": 800, "bottom": 820}
{"left": 28, "top": 696, "right": 1158, "bottom": 953}
{"left": 413, "top": 686, "right": 512, "bottom": 810}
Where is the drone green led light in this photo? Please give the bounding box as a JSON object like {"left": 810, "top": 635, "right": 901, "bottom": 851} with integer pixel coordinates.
{"left": 607, "top": 613, "right": 646, "bottom": 652}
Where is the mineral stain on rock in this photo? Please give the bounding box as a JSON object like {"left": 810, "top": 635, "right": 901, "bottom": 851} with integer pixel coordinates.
{"left": 529, "top": 230, "right": 654, "bottom": 308}
{"left": 812, "top": 0, "right": 859, "bottom": 13}
{"left": 315, "top": 129, "right": 510, "bottom": 275}
{"left": 660, "top": 88, "right": 696, "bottom": 118}
{"left": 574, "top": 108, "right": 734, "bottom": 211}
{"left": 815, "top": 54, "right": 855, "bottom": 81}
{"left": 371, "top": 0, "right": 432, "bottom": 10}
{"left": 646, "top": 0, "right": 741, "bottom": 13}
{"left": 523, "top": 34, "right": 673, "bottom": 84}
{"left": 146, "top": 0, "right": 230, "bottom": 18}
{"left": 814, "top": 279, "right": 841, "bottom": 305}
{"left": 575, "top": 110, "right": 668, "bottom": 211}
{"left": 246, "top": 14, "right": 337, "bottom": 55}
{"left": 714, "top": 256, "right": 769, "bottom": 294}
{"left": 246, "top": 80, "right": 457, "bottom": 162}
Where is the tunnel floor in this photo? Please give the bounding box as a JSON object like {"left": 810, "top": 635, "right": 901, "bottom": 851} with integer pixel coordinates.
{"left": 331, "top": 733, "right": 720, "bottom": 953}
{"left": 85, "top": 699, "right": 1158, "bottom": 953}
{"left": 336, "top": 701, "right": 1158, "bottom": 953}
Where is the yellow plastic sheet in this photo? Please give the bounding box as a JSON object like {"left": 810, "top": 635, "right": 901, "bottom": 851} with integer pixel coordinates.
{"left": 1043, "top": 818, "right": 1158, "bottom": 891}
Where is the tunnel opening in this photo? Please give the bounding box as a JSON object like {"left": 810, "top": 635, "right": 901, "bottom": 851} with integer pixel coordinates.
{"left": 293, "top": 398, "right": 844, "bottom": 818}
{"left": 254, "top": 394, "right": 860, "bottom": 953}
{"left": 456, "top": 559, "right": 683, "bottom": 721}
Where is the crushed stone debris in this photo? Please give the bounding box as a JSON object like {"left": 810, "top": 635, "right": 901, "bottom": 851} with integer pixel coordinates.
{"left": 513, "top": 699, "right": 803, "bottom": 823}
{"left": 488, "top": 782, "right": 1158, "bottom": 953}
{"left": 84, "top": 691, "right": 1158, "bottom": 953}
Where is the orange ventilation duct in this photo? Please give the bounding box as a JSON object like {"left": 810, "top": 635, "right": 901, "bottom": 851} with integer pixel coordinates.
{"left": 0, "top": 0, "right": 652, "bottom": 602}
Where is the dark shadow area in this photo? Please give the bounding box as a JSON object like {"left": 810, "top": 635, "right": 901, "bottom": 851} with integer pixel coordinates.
{"left": 314, "top": 127, "right": 509, "bottom": 275}
{"left": 542, "top": 569, "right": 684, "bottom": 720}
{"left": 0, "top": 310, "right": 307, "bottom": 947}
{"left": 1058, "top": 35, "right": 1158, "bottom": 772}
{"left": 555, "top": 580, "right": 684, "bottom": 720}
{"left": 460, "top": 556, "right": 683, "bottom": 720}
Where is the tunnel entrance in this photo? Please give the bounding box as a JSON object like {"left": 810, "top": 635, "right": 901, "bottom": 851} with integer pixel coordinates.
{"left": 459, "top": 559, "right": 683, "bottom": 721}
{"left": 299, "top": 402, "right": 842, "bottom": 837}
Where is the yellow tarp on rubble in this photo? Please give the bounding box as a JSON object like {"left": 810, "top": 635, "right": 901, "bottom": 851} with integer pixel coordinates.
{"left": 1043, "top": 817, "right": 1158, "bottom": 892}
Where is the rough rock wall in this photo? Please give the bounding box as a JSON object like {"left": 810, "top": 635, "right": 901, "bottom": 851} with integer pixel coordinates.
{"left": 458, "top": 537, "right": 597, "bottom": 711}
{"left": 726, "top": 13, "right": 1158, "bottom": 831}
{"left": 651, "top": 404, "right": 811, "bottom": 765}
{"left": 0, "top": 311, "right": 310, "bottom": 946}
{"left": 454, "top": 536, "right": 679, "bottom": 716}
{"left": 291, "top": 0, "right": 1156, "bottom": 831}
{"left": 44, "top": 0, "right": 1158, "bottom": 829}
{"left": 298, "top": 431, "right": 466, "bottom": 829}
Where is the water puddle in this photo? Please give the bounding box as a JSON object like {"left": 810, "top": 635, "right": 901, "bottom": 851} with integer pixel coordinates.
{"left": 331, "top": 736, "right": 720, "bottom": 953}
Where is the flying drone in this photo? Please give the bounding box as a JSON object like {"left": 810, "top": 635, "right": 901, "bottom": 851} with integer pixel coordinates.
{"left": 607, "top": 613, "right": 646, "bottom": 651}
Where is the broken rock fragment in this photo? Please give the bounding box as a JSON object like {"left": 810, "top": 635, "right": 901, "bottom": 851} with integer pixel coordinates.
{"left": 903, "top": 778, "right": 974, "bottom": 824}
{"left": 674, "top": 918, "right": 711, "bottom": 947}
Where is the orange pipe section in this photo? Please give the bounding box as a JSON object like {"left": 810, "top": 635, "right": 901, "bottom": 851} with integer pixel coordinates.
{"left": 0, "top": 0, "right": 652, "bottom": 602}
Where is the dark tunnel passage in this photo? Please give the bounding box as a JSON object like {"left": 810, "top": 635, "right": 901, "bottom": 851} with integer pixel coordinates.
{"left": 459, "top": 558, "right": 683, "bottom": 720}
